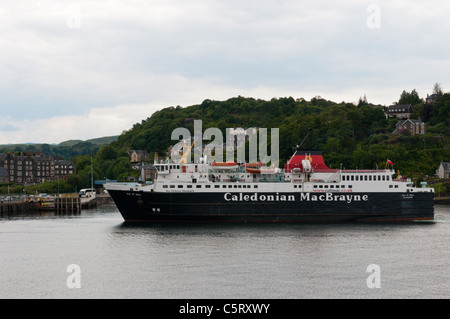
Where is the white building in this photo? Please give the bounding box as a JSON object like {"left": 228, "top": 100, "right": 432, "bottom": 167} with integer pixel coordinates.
{"left": 436, "top": 162, "right": 450, "bottom": 179}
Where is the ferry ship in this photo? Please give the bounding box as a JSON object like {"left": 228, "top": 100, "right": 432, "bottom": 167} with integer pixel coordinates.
{"left": 105, "top": 149, "right": 434, "bottom": 222}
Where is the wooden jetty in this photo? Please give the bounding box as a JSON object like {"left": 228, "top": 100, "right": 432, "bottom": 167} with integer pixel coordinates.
{"left": 0, "top": 201, "right": 36, "bottom": 218}
{"left": 0, "top": 193, "right": 113, "bottom": 217}
{"left": 55, "top": 195, "right": 82, "bottom": 214}
{"left": 55, "top": 193, "right": 113, "bottom": 212}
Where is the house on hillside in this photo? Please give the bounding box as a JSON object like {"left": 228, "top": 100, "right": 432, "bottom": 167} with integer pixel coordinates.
{"left": 436, "top": 162, "right": 450, "bottom": 179}
{"left": 426, "top": 94, "right": 438, "bottom": 105}
{"left": 128, "top": 150, "right": 149, "bottom": 163}
{"left": 131, "top": 162, "right": 157, "bottom": 181}
{"left": 387, "top": 104, "right": 413, "bottom": 119}
{"left": 393, "top": 119, "right": 426, "bottom": 135}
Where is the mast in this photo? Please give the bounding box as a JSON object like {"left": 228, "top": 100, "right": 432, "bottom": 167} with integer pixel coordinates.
{"left": 296, "top": 128, "right": 311, "bottom": 150}
{"left": 91, "top": 155, "right": 94, "bottom": 190}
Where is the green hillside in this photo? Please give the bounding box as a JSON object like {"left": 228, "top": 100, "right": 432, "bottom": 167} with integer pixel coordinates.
{"left": 57, "top": 136, "right": 118, "bottom": 147}
{"left": 5, "top": 90, "right": 450, "bottom": 192}
{"left": 102, "top": 91, "right": 450, "bottom": 180}
{"left": 0, "top": 136, "right": 118, "bottom": 160}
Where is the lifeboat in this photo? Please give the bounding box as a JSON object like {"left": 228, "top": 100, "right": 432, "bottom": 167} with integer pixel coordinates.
{"left": 246, "top": 166, "right": 276, "bottom": 174}
{"left": 242, "top": 162, "right": 263, "bottom": 168}
{"left": 209, "top": 161, "right": 239, "bottom": 170}
{"left": 246, "top": 167, "right": 261, "bottom": 174}
{"left": 260, "top": 167, "right": 276, "bottom": 174}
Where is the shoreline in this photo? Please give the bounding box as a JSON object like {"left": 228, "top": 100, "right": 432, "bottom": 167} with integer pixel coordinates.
{"left": 435, "top": 196, "right": 450, "bottom": 204}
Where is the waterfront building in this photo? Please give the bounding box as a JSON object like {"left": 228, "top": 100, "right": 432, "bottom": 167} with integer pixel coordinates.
{"left": 0, "top": 153, "right": 76, "bottom": 184}
{"left": 0, "top": 167, "right": 8, "bottom": 183}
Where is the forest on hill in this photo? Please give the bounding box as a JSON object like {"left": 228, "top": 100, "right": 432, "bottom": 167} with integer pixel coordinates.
{"left": 93, "top": 85, "right": 450, "bottom": 183}
{"left": 0, "top": 136, "right": 118, "bottom": 160}
{"left": 3, "top": 86, "right": 450, "bottom": 193}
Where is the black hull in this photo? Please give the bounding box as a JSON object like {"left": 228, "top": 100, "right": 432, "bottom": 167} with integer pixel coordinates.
{"left": 108, "top": 190, "right": 434, "bottom": 223}
{"left": 109, "top": 190, "right": 434, "bottom": 222}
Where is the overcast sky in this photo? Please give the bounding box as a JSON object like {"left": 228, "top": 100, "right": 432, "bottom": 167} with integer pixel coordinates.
{"left": 1, "top": 0, "right": 449, "bottom": 144}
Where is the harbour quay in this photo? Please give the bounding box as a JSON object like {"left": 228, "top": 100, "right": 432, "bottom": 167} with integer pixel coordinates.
{"left": 0, "top": 200, "right": 36, "bottom": 217}
{"left": 0, "top": 193, "right": 113, "bottom": 217}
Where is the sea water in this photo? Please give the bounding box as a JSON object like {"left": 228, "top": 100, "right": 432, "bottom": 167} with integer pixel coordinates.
{"left": 0, "top": 204, "right": 448, "bottom": 299}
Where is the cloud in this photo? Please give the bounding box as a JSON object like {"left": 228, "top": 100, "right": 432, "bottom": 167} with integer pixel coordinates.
{"left": 0, "top": 102, "right": 155, "bottom": 145}
{"left": 1, "top": 0, "right": 450, "bottom": 144}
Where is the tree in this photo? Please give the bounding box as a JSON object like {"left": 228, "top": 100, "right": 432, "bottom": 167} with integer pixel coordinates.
{"left": 96, "top": 145, "right": 118, "bottom": 162}
{"left": 398, "top": 89, "right": 422, "bottom": 105}
{"left": 357, "top": 94, "right": 368, "bottom": 107}
{"left": 433, "top": 82, "right": 443, "bottom": 96}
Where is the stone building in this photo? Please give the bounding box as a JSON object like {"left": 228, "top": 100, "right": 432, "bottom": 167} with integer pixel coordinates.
{"left": 387, "top": 104, "right": 413, "bottom": 119}
{"left": 0, "top": 167, "right": 8, "bottom": 183}
{"left": 393, "top": 119, "right": 426, "bottom": 135}
{"left": 128, "top": 150, "right": 149, "bottom": 163}
{"left": 0, "top": 153, "right": 76, "bottom": 184}
{"left": 436, "top": 162, "right": 450, "bottom": 179}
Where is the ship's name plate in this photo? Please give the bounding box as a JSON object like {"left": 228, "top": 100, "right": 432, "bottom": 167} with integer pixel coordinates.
{"left": 224, "top": 192, "right": 369, "bottom": 203}
{"left": 224, "top": 193, "right": 296, "bottom": 202}
{"left": 300, "top": 193, "right": 369, "bottom": 203}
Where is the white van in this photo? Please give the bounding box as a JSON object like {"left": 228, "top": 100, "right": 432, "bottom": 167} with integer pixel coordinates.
{"left": 79, "top": 188, "right": 95, "bottom": 198}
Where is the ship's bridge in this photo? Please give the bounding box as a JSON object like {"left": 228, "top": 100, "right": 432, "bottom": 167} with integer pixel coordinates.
{"left": 339, "top": 169, "right": 395, "bottom": 182}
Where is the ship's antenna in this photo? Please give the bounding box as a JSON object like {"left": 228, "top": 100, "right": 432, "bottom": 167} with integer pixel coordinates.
{"left": 296, "top": 128, "right": 312, "bottom": 150}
